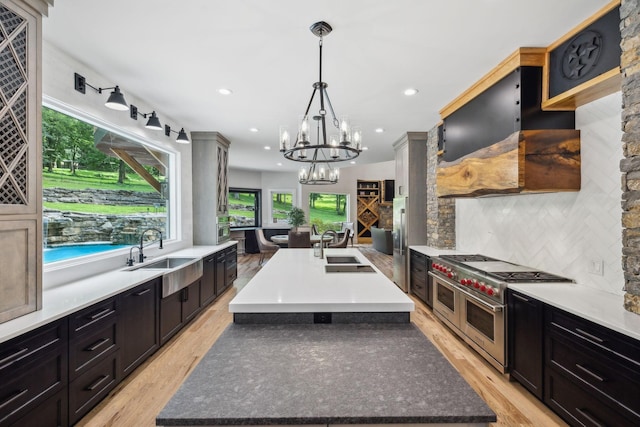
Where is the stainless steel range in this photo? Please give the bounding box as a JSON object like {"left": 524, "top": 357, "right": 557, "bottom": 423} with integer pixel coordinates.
{"left": 429, "top": 254, "right": 573, "bottom": 373}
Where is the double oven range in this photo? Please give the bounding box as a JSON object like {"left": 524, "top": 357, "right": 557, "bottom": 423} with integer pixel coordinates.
{"left": 428, "top": 254, "right": 572, "bottom": 373}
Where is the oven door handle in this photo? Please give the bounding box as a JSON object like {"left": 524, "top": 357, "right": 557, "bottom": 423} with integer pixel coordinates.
{"left": 458, "top": 286, "right": 503, "bottom": 312}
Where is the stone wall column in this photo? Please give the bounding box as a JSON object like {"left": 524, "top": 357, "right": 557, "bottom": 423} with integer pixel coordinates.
{"left": 620, "top": 0, "right": 640, "bottom": 313}
{"left": 426, "top": 126, "right": 455, "bottom": 248}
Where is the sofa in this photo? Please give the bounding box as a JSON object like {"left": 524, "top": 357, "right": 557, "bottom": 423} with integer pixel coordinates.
{"left": 371, "top": 226, "right": 393, "bottom": 255}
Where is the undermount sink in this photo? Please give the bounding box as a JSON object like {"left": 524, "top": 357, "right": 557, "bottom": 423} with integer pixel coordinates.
{"left": 133, "top": 257, "right": 197, "bottom": 269}
{"left": 325, "top": 255, "right": 361, "bottom": 264}
{"left": 325, "top": 264, "right": 375, "bottom": 273}
{"left": 130, "top": 257, "right": 203, "bottom": 297}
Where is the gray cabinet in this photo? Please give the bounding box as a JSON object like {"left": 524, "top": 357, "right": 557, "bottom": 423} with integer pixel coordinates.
{"left": 0, "top": 0, "right": 49, "bottom": 324}
{"left": 192, "top": 132, "right": 231, "bottom": 245}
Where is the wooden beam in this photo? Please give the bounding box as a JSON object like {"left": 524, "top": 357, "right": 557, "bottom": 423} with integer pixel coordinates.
{"left": 439, "top": 48, "right": 547, "bottom": 119}
{"left": 110, "top": 148, "right": 162, "bottom": 193}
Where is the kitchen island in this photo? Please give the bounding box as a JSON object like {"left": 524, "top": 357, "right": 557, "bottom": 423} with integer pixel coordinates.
{"left": 158, "top": 248, "right": 496, "bottom": 426}
{"left": 229, "top": 248, "right": 414, "bottom": 323}
{"left": 156, "top": 323, "right": 496, "bottom": 426}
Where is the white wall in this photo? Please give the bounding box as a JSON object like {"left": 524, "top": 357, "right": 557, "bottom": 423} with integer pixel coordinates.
{"left": 456, "top": 92, "right": 623, "bottom": 295}
{"left": 42, "top": 42, "right": 194, "bottom": 287}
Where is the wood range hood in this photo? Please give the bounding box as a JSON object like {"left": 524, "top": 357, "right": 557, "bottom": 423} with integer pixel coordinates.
{"left": 436, "top": 128, "right": 580, "bottom": 198}
{"left": 436, "top": 2, "right": 620, "bottom": 198}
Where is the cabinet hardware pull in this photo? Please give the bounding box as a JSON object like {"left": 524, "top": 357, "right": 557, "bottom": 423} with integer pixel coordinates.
{"left": 134, "top": 288, "right": 151, "bottom": 296}
{"left": 207, "top": 258, "right": 215, "bottom": 263}
{"left": 0, "top": 388, "right": 28, "bottom": 410}
{"left": 88, "top": 308, "right": 114, "bottom": 321}
{"left": 0, "top": 347, "right": 29, "bottom": 368}
{"left": 85, "top": 374, "right": 109, "bottom": 391}
{"left": 512, "top": 294, "right": 530, "bottom": 303}
{"left": 575, "top": 328, "right": 605, "bottom": 344}
{"left": 86, "top": 337, "right": 110, "bottom": 352}
{"left": 575, "top": 407, "right": 605, "bottom": 427}
{"left": 575, "top": 363, "right": 605, "bottom": 382}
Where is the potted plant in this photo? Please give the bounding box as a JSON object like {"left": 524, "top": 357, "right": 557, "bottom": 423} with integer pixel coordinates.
{"left": 287, "top": 207, "right": 306, "bottom": 231}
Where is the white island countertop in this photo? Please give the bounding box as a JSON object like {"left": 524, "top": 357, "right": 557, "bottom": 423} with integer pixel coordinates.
{"left": 229, "top": 248, "right": 414, "bottom": 314}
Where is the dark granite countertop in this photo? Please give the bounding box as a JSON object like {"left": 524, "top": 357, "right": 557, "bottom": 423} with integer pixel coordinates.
{"left": 157, "top": 323, "right": 496, "bottom": 426}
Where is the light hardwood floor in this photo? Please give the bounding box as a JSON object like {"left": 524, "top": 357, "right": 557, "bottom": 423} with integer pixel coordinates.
{"left": 78, "top": 246, "right": 567, "bottom": 427}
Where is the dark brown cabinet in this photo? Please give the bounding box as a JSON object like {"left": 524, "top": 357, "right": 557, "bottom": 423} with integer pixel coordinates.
{"left": 507, "top": 289, "right": 543, "bottom": 399}
{"left": 508, "top": 291, "right": 640, "bottom": 427}
{"left": 409, "top": 250, "right": 432, "bottom": 307}
{"left": 200, "top": 254, "right": 217, "bottom": 306}
{"left": 544, "top": 306, "right": 640, "bottom": 427}
{"left": 160, "top": 279, "right": 202, "bottom": 345}
{"left": 215, "top": 250, "right": 227, "bottom": 295}
{"left": 0, "top": 320, "right": 68, "bottom": 427}
{"left": 225, "top": 245, "right": 238, "bottom": 292}
{"left": 119, "top": 278, "right": 160, "bottom": 378}
{"left": 67, "top": 298, "right": 119, "bottom": 424}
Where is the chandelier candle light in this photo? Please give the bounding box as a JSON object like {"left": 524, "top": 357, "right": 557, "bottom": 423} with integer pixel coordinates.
{"left": 280, "top": 21, "right": 362, "bottom": 185}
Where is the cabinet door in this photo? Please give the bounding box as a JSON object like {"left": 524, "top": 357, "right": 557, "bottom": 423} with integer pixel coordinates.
{"left": 216, "top": 144, "right": 229, "bottom": 214}
{"left": 409, "top": 251, "right": 428, "bottom": 303}
{"left": 395, "top": 143, "right": 408, "bottom": 196}
{"left": 225, "top": 245, "right": 238, "bottom": 289}
{"left": 200, "top": 254, "right": 216, "bottom": 306}
{"left": 160, "top": 291, "right": 183, "bottom": 345}
{"left": 215, "top": 251, "right": 226, "bottom": 296}
{"left": 119, "top": 278, "right": 160, "bottom": 378}
{"left": 182, "top": 280, "right": 201, "bottom": 324}
{"left": 508, "top": 290, "right": 543, "bottom": 399}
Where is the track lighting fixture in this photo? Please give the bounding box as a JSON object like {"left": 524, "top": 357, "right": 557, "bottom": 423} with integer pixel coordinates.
{"left": 165, "top": 125, "right": 190, "bottom": 144}
{"left": 130, "top": 105, "right": 163, "bottom": 130}
{"left": 74, "top": 73, "right": 129, "bottom": 111}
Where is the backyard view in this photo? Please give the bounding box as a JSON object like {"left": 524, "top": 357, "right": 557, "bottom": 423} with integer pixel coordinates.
{"left": 42, "top": 107, "right": 169, "bottom": 263}
{"left": 228, "top": 190, "right": 347, "bottom": 232}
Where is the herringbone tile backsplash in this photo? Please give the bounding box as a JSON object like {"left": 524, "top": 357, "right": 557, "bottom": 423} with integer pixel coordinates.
{"left": 456, "top": 92, "right": 623, "bottom": 295}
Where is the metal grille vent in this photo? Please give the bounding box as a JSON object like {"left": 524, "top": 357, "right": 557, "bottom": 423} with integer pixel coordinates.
{"left": 0, "top": 4, "right": 28, "bottom": 206}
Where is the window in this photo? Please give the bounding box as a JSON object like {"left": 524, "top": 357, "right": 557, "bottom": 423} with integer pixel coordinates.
{"left": 229, "top": 188, "right": 261, "bottom": 228}
{"left": 308, "top": 192, "right": 348, "bottom": 233}
{"left": 270, "top": 190, "right": 294, "bottom": 224}
{"left": 42, "top": 106, "right": 174, "bottom": 264}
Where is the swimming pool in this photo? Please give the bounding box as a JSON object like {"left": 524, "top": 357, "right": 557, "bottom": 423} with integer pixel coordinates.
{"left": 44, "top": 243, "right": 130, "bottom": 263}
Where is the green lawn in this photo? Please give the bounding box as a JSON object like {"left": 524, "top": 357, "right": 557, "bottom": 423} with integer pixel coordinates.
{"left": 43, "top": 168, "right": 162, "bottom": 214}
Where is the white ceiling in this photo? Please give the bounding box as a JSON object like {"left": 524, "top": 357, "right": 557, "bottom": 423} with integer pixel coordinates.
{"left": 42, "top": 0, "right": 610, "bottom": 173}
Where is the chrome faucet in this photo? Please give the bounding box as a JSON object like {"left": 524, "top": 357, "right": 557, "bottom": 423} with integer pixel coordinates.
{"left": 138, "top": 228, "right": 163, "bottom": 263}
{"left": 126, "top": 246, "right": 141, "bottom": 266}
{"left": 319, "top": 230, "right": 337, "bottom": 259}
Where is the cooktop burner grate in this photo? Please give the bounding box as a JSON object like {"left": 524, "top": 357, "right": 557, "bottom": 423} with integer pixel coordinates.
{"left": 439, "top": 254, "right": 499, "bottom": 263}
{"left": 488, "top": 271, "right": 573, "bottom": 283}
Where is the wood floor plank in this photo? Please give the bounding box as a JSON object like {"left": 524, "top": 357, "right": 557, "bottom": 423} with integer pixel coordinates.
{"left": 78, "top": 247, "right": 567, "bottom": 427}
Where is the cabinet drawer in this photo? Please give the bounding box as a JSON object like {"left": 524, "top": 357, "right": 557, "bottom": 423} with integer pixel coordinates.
{"left": 0, "top": 319, "right": 66, "bottom": 376}
{"left": 0, "top": 350, "right": 67, "bottom": 426}
{"left": 69, "top": 352, "right": 119, "bottom": 424}
{"left": 69, "top": 298, "right": 118, "bottom": 339}
{"left": 8, "top": 388, "right": 67, "bottom": 427}
{"left": 547, "top": 330, "right": 640, "bottom": 416}
{"left": 69, "top": 321, "right": 118, "bottom": 380}
{"left": 410, "top": 251, "right": 427, "bottom": 269}
{"left": 546, "top": 370, "right": 640, "bottom": 427}
{"left": 547, "top": 307, "right": 640, "bottom": 368}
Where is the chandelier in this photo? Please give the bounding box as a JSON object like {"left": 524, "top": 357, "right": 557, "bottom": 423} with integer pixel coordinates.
{"left": 280, "top": 21, "right": 362, "bottom": 185}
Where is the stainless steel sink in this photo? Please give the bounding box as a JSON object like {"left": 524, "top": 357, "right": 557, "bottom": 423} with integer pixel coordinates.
{"left": 325, "top": 255, "right": 361, "bottom": 264}
{"left": 134, "top": 257, "right": 197, "bottom": 269}
{"left": 130, "top": 257, "right": 203, "bottom": 297}
{"left": 325, "top": 264, "right": 375, "bottom": 273}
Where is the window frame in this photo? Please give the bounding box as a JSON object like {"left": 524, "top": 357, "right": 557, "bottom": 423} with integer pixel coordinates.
{"left": 42, "top": 96, "right": 179, "bottom": 268}
{"left": 228, "top": 187, "right": 261, "bottom": 229}
{"left": 268, "top": 189, "right": 296, "bottom": 225}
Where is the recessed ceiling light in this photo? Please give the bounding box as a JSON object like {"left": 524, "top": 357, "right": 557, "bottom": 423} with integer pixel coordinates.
{"left": 264, "top": 146, "right": 271, "bottom": 150}
{"left": 250, "top": 127, "right": 259, "bottom": 132}
{"left": 375, "top": 128, "right": 384, "bottom": 133}
{"left": 218, "top": 88, "right": 233, "bottom": 95}
{"left": 404, "top": 88, "right": 418, "bottom": 96}
{"left": 277, "top": 162, "right": 282, "bottom": 166}
{"left": 350, "top": 160, "right": 356, "bottom": 164}
{"left": 362, "top": 146, "right": 369, "bottom": 151}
